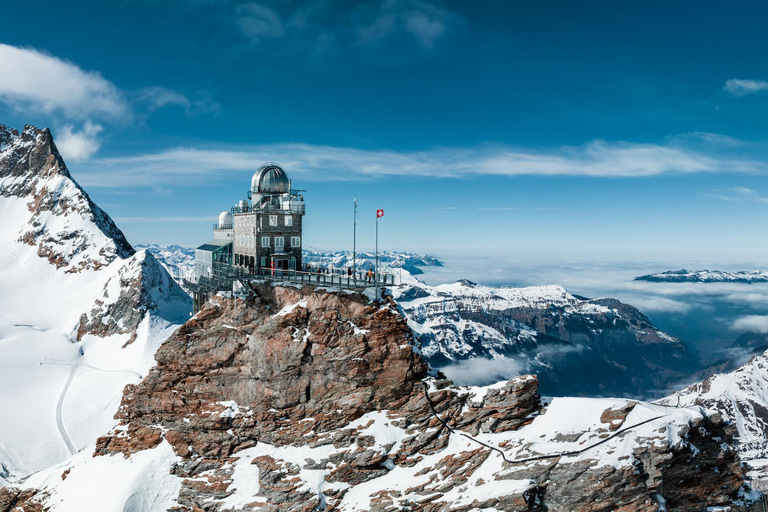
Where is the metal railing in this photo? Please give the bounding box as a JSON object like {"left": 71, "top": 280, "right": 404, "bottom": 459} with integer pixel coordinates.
{"left": 231, "top": 202, "right": 306, "bottom": 215}
{"left": 185, "top": 262, "right": 396, "bottom": 295}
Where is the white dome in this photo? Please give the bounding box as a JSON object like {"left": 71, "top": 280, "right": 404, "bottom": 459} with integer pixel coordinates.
{"left": 218, "top": 211, "right": 233, "bottom": 226}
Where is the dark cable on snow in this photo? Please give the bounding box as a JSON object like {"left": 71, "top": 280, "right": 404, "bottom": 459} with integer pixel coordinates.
{"left": 421, "top": 381, "right": 668, "bottom": 466}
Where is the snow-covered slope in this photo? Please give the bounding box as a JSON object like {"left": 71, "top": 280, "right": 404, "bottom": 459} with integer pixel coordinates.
{"left": 660, "top": 350, "right": 768, "bottom": 481}
{"left": 0, "top": 124, "right": 191, "bottom": 485}
{"left": 636, "top": 269, "right": 768, "bottom": 283}
{"left": 392, "top": 279, "right": 696, "bottom": 397}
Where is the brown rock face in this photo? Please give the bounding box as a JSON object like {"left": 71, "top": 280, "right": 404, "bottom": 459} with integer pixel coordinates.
{"left": 0, "top": 488, "right": 48, "bottom": 512}
{"left": 91, "top": 284, "right": 542, "bottom": 509}
{"left": 97, "top": 285, "right": 431, "bottom": 456}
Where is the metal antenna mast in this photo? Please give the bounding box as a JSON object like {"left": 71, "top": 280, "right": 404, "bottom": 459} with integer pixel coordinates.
{"left": 353, "top": 197, "right": 357, "bottom": 274}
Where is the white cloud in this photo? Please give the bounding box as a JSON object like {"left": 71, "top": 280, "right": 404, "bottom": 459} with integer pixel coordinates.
{"left": 55, "top": 121, "right": 104, "bottom": 162}
{"left": 723, "top": 79, "right": 768, "bottom": 97}
{"left": 0, "top": 43, "right": 218, "bottom": 135}
{"left": 113, "top": 216, "right": 216, "bottom": 223}
{"left": 708, "top": 186, "right": 768, "bottom": 203}
{"left": 732, "top": 315, "right": 768, "bottom": 334}
{"left": 237, "top": 3, "right": 285, "bottom": 42}
{"left": 72, "top": 138, "right": 768, "bottom": 188}
{"left": 356, "top": 0, "right": 462, "bottom": 48}
{"left": 135, "top": 87, "right": 220, "bottom": 116}
{"left": 627, "top": 296, "right": 692, "bottom": 314}
{"left": 0, "top": 44, "right": 127, "bottom": 119}
{"left": 234, "top": 0, "right": 463, "bottom": 51}
{"left": 440, "top": 356, "right": 524, "bottom": 386}
{"left": 671, "top": 132, "right": 744, "bottom": 147}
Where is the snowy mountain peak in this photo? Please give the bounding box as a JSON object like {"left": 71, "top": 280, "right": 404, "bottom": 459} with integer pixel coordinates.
{"left": 0, "top": 123, "right": 133, "bottom": 272}
{"left": 0, "top": 122, "right": 190, "bottom": 486}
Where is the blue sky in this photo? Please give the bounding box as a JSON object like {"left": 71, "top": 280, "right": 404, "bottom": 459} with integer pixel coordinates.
{"left": 1, "top": 0, "right": 768, "bottom": 263}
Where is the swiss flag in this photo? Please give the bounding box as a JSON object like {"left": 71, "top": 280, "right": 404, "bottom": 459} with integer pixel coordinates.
{"left": 376, "top": 209, "right": 384, "bottom": 218}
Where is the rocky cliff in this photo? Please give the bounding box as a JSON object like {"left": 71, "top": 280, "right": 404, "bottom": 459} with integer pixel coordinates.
{"left": 1, "top": 283, "right": 752, "bottom": 511}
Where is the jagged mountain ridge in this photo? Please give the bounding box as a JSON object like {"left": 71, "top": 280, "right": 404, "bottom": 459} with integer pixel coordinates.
{"left": 636, "top": 269, "right": 768, "bottom": 283}
{"left": 0, "top": 124, "right": 133, "bottom": 272}
{"left": 0, "top": 123, "right": 190, "bottom": 485}
{"left": 1, "top": 284, "right": 752, "bottom": 511}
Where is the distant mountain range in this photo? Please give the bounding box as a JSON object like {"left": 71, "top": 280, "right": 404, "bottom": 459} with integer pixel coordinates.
{"left": 302, "top": 249, "right": 443, "bottom": 275}
{"left": 635, "top": 269, "right": 768, "bottom": 283}
{"left": 136, "top": 244, "right": 195, "bottom": 279}
{"left": 392, "top": 279, "right": 697, "bottom": 397}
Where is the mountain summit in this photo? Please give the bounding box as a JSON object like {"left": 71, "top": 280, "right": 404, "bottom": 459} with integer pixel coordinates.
{"left": 0, "top": 124, "right": 133, "bottom": 271}
{"left": 0, "top": 123, "right": 190, "bottom": 485}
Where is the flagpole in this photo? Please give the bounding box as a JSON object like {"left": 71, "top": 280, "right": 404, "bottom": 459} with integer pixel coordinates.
{"left": 375, "top": 210, "right": 379, "bottom": 300}
{"left": 353, "top": 197, "right": 357, "bottom": 275}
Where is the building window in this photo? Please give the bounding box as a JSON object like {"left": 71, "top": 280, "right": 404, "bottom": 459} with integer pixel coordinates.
{"left": 269, "top": 215, "right": 278, "bottom": 227}
{"left": 291, "top": 236, "right": 301, "bottom": 247}
{"left": 261, "top": 257, "right": 267, "bottom": 267}
{"left": 261, "top": 236, "right": 270, "bottom": 247}
{"left": 274, "top": 236, "right": 284, "bottom": 250}
{"left": 284, "top": 215, "right": 293, "bottom": 227}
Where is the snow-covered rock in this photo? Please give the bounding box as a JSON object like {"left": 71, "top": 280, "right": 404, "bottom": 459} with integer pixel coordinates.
{"left": 660, "top": 349, "right": 768, "bottom": 482}
{"left": 0, "top": 124, "right": 191, "bottom": 485}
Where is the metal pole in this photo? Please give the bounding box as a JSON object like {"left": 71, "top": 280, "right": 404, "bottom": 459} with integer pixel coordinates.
{"left": 353, "top": 197, "right": 357, "bottom": 273}
{"left": 375, "top": 211, "right": 379, "bottom": 300}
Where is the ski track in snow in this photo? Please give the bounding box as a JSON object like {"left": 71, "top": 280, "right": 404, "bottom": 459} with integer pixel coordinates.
{"left": 42, "top": 359, "right": 144, "bottom": 456}
{"left": 55, "top": 365, "right": 77, "bottom": 456}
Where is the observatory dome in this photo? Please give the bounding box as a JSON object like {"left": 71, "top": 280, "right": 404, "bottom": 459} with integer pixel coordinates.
{"left": 218, "top": 210, "right": 233, "bottom": 227}
{"left": 251, "top": 163, "right": 290, "bottom": 194}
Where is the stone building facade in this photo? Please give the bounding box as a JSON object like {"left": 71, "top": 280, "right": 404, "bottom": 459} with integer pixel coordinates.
{"left": 195, "top": 163, "right": 305, "bottom": 280}
{"left": 232, "top": 163, "right": 305, "bottom": 271}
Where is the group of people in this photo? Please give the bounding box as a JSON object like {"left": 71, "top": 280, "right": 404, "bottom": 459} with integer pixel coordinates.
{"left": 301, "top": 264, "right": 377, "bottom": 283}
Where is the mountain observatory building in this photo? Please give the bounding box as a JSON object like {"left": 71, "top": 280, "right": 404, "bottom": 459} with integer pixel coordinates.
{"left": 194, "top": 163, "right": 305, "bottom": 278}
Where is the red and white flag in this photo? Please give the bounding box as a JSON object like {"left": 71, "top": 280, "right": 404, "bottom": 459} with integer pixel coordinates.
{"left": 376, "top": 209, "right": 384, "bottom": 218}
